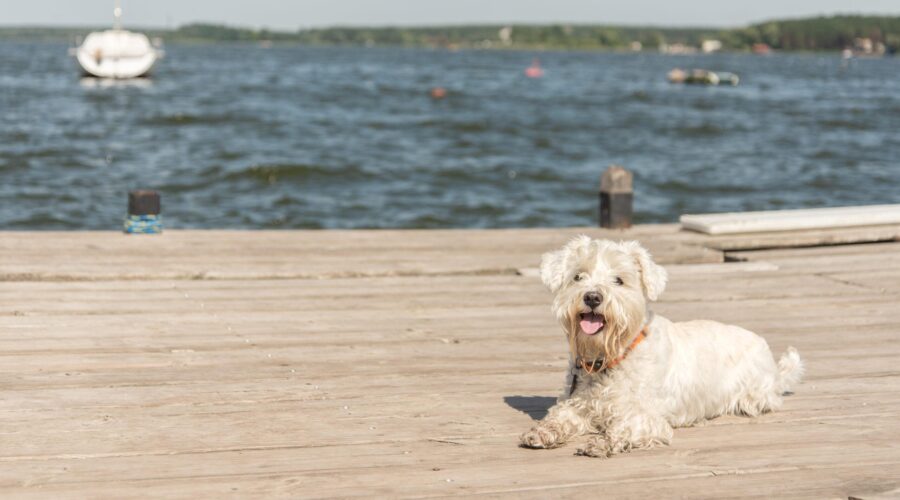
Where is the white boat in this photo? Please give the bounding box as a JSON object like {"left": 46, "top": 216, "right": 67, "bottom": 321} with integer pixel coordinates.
{"left": 71, "top": 1, "right": 163, "bottom": 79}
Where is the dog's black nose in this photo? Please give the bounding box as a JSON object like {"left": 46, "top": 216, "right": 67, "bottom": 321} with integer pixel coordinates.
{"left": 583, "top": 291, "right": 602, "bottom": 309}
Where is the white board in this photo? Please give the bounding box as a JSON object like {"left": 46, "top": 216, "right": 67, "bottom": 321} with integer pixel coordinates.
{"left": 680, "top": 204, "right": 900, "bottom": 235}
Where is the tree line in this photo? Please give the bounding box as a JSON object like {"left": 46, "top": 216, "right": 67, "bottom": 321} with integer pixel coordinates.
{"left": 3, "top": 15, "right": 898, "bottom": 53}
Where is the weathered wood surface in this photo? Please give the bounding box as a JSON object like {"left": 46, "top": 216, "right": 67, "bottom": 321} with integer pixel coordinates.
{"left": 681, "top": 204, "right": 900, "bottom": 235}
{"left": 1, "top": 227, "right": 900, "bottom": 498}
{"left": 0, "top": 226, "right": 716, "bottom": 281}
{"left": 2, "top": 223, "right": 899, "bottom": 281}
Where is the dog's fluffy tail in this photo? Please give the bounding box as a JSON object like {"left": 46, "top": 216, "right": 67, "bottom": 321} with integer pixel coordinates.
{"left": 777, "top": 347, "right": 804, "bottom": 394}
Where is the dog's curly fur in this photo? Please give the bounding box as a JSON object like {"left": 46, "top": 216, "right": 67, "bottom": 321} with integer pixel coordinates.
{"left": 521, "top": 236, "right": 804, "bottom": 457}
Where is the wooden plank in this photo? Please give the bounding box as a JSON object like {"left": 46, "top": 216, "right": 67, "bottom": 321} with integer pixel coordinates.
{"left": 729, "top": 241, "right": 900, "bottom": 272}
{"left": 0, "top": 226, "right": 720, "bottom": 282}
{"left": 5, "top": 227, "right": 900, "bottom": 281}
{"left": 1, "top": 432, "right": 898, "bottom": 498}
{"left": 732, "top": 240, "right": 900, "bottom": 261}
{"left": 707, "top": 224, "right": 900, "bottom": 251}
{"left": 681, "top": 204, "right": 900, "bottom": 235}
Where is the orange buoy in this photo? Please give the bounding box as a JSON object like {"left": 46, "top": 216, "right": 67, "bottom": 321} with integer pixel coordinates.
{"left": 430, "top": 87, "right": 447, "bottom": 99}
{"left": 525, "top": 59, "right": 543, "bottom": 78}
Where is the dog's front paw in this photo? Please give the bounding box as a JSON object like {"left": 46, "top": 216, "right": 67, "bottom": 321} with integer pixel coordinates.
{"left": 519, "top": 424, "right": 564, "bottom": 449}
{"left": 576, "top": 436, "right": 612, "bottom": 458}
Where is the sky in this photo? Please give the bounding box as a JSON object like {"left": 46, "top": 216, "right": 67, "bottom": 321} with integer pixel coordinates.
{"left": 3, "top": 0, "right": 899, "bottom": 29}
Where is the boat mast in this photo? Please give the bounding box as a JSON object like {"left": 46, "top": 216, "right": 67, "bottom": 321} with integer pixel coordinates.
{"left": 113, "top": 0, "right": 122, "bottom": 30}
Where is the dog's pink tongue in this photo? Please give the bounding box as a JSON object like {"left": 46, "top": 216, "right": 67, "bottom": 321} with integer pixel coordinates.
{"left": 580, "top": 313, "right": 604, "bottom": 335}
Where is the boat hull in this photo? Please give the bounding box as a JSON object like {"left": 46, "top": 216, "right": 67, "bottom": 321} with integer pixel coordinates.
{"left": 74, "top": 30, "right": 162, "bottom": 79}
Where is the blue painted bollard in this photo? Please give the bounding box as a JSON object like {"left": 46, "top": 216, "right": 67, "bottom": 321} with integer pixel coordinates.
{"left": 124, "top": 190, "right": 162, "bottom": 234}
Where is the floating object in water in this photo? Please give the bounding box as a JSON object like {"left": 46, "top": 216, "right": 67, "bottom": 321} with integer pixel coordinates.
{"left": 525, "top": 59, "right": 544, "bottom": 78}
{"left": 430, "top": 87, "right": 447, "bottom": 99}
{"left": 668, "top": 68, "right": 739, "bottom": 86}
{"left": 752, "top": 43, "right": 772, "bottom": 55}
{"left": 667, "top": 68, "right": 688, "bottom": 83}
{"left": 714, "top": 72, "right": 740, "bottom": 86}
{"left": 70, "top": 1, "right": 163, "bottom": 79}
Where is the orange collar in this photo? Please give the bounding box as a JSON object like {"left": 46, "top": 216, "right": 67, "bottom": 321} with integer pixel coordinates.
{"left": 577, "top": 327, "right": 648, "bottom": 374}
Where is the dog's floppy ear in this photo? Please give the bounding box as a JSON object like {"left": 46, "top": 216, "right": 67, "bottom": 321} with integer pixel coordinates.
{"left": 540, "top": 235, "right": 591, "bottom": 293}
{"left": 539, "top": 249, "right": 567, "bottom": 293}
{"left": 621, "top": 241, "right": 667, "bottom": 301}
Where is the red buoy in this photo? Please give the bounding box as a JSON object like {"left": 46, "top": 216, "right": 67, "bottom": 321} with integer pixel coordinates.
{"left": 430, "top": 87, "right": 447, "bottom": 99}
{"left": 525, "top": 59, "right": 544, "bottom": 78}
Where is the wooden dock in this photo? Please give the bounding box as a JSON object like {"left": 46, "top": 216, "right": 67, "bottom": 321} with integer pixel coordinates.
{"left": 2, "top": 225, "right": 900, "bottom": 498}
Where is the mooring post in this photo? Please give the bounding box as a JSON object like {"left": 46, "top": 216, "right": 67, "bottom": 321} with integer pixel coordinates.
{"left": 124, "top": 190, "right": 162, "bottom": 234}
{"left": 599, "top": 165, "right": 633, "bottom": 229}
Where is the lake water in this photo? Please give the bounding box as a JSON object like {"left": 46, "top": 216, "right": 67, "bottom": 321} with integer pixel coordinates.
{"left": 1, "top": 41, "right": 898, "bottom": 229}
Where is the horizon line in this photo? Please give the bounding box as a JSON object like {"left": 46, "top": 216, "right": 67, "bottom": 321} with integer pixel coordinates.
{"left": 1, "top": 12, "right": 898, "bottom": 32}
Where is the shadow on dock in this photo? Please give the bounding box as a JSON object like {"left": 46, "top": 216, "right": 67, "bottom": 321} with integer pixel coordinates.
{"left": 504, "top": 395, "right": 556, "bottom": 420}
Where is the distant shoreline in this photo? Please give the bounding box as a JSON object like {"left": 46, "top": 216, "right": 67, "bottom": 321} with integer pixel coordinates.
{"left": 1, "top": 15, "right": 899, "bottom": 54}
{"left": 1, "top": 39, "right": 886, "bottom": 58}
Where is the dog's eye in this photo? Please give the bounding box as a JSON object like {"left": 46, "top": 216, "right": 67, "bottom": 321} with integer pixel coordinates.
{"left": 573, "top": 273, "right": 585, "bottom": 282}
{"left": 614, "top": 277, "right": 624, "bottom": 286}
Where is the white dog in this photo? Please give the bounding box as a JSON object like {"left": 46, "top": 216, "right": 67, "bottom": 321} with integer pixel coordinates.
{"left": 520, "top": 236, "right": 803, "bottom": 457}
